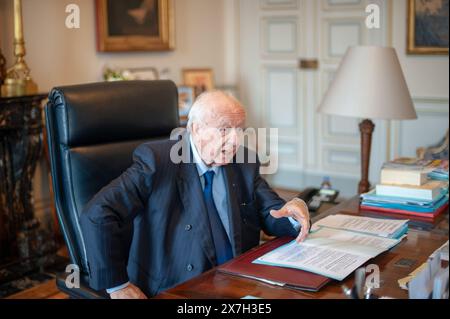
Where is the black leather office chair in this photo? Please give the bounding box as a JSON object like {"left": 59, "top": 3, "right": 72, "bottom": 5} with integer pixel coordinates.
{"left": 45, "top": 80, "right": 179, "bottom": 298}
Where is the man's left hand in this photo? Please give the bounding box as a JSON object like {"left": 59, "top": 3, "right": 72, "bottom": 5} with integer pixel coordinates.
{"left": 270, "top": 198, "right": 310, "bottom": 243}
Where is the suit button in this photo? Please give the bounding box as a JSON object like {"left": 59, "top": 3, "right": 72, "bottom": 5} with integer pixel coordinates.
{"left": 185, "top": 224, "right": 192, "bottom": 231}
{"left": 187, "top": 264, "right": 194, "bottom": 272}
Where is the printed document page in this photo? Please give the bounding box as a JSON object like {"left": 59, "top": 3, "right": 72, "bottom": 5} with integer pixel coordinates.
{"left": 254, "top": 227, "right": 401, "bottom": 281}
{"left": 312, "top": 214, "right": 408, "bottom": 238}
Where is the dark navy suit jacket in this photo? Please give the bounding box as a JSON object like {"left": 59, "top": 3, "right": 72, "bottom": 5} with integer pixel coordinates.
{"left": 81, "top": 136, "right": 298, "bottom": 296}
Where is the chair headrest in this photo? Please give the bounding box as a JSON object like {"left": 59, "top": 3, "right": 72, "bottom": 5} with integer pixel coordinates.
{"left": 48, "top": 80, "right": 180, "bottom": 147}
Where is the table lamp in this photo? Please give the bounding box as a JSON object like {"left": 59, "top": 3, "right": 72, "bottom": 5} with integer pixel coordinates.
{"left": 318, "top": 46, "right": 417, "bottom": 194}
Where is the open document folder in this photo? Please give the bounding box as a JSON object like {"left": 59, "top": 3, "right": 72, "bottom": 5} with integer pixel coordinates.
{"left": 253, "top": 215, "right": 408, "bottom": 281}
{"left": 218, "top": 237, "right": 332, "bottom": 292}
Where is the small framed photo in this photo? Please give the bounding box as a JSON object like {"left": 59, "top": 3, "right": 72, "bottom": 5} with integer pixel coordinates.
{"left": 126, "top": 67, "right": 159, "bottom": 80}
{"left": 178, "top": 86, "right": 195, "bottom": 123}
{"left": 95, "top": 0, "right": 175, "bottom": 52}
{"left": 182, "top": 69, "right": 215, "bottom": 98}
{"left": 103, "top": 66, "right": 159, "bottom": 81}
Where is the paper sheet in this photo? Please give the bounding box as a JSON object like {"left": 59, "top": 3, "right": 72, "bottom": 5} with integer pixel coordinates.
{"left": 312, "top": 214, "right": 409, "bottom": 238}
{"left": 398, "top": 263, "right": 427, "bottom": 290}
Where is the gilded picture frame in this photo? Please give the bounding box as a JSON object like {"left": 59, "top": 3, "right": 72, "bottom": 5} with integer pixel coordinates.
{"left": 96, "top": 0, "right": 175, "bottom": 52}
{"left": 407, "top": 0, "right": 449, "bottom": 55}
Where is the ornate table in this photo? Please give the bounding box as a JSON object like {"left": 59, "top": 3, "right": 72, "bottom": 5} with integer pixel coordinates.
{"left": 0, "top": 93, "right": 48, "bottom": 266}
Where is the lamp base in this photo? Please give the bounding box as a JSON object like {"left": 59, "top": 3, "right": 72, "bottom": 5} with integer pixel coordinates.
{"left": 359, "top": 119, "right": 375, "bottom": 194}
{"left": 358, "top": 180, "right": 371, "bottom": 195}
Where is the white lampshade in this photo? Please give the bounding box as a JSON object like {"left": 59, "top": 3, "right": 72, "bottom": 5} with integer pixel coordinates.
{"left": 318, "top": 46, "right": 417, "bottom": 120}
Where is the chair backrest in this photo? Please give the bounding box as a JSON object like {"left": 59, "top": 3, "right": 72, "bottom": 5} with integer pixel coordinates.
{"left": 45, "top": 80, "right": 179, "bottom": 274}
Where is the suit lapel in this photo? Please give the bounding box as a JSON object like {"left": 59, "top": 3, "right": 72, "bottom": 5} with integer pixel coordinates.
{"left": 223, "top": 164, "right": 243, "bottom": 256}
{"left": 176, "top": 137, "right": 217, "bottom": 267}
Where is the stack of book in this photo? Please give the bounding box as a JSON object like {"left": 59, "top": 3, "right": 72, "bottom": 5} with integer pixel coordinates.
{"left": 428, "top": 160, "right": 449, "bottom": 181}
{"left": 360, "top": 158, "right": 449, "bottom": 220}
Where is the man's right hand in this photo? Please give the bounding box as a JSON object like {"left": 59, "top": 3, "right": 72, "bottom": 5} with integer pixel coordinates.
{"left": 109, "top": 283, "right": 148, "bottom": 299}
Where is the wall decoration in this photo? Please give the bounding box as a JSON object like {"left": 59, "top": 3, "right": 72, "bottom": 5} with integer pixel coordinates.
{"left": 96, "top": 0, "right": 175, "bottom": 52}
{"left": 408, "top": 0, "right": 449, "bottom": 55}
{"left": 182, "top": 69, "right": 215, "bottom": 98}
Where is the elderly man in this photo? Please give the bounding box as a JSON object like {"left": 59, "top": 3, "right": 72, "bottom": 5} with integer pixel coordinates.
{"left": 81, "top": 91, "right": 310, "bottom": 299}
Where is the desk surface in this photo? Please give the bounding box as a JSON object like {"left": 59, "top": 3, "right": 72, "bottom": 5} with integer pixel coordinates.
{"left": 155, "top": 197, "right": 449, "bottom": 299}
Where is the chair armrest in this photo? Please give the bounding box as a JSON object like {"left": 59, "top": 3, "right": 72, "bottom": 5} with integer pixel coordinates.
{"left": 55, "top": 272, "right": 109, "bottom": 299}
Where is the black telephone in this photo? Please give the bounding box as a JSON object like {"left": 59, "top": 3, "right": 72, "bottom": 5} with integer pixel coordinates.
{"left": 298, "top": 187, "right": 339, "bottom": 212}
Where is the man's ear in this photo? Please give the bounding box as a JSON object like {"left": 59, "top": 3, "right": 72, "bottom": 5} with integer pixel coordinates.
{"left": 192, "top": 123, "right": 200, "bottom": 137}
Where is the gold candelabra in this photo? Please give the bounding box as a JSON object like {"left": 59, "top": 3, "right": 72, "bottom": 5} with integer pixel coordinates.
{"left": 1, "top": 0, "right": 38, "bottom": 97}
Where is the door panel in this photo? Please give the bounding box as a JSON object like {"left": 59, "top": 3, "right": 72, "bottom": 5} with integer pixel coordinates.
{"left": 239, "top": 0, "right": 389, "bottom": 196}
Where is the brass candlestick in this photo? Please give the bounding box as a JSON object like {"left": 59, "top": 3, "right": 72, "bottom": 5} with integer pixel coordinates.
{"left": 1, "top": 0, "right": 38, "bottom": 97}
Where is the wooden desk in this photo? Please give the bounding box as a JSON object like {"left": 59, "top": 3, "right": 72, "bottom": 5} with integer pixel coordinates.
{"left": 155, "top": 197, "right": 449, "bottom": 299}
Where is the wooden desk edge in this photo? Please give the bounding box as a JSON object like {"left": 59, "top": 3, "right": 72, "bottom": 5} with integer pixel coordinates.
{"left": 155, "top": 197, "right": 448, "bottom": 300}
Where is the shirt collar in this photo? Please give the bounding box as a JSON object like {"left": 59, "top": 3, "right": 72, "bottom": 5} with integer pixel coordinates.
{"left": 189, "top": 134, "right": 219, "bottom": 177}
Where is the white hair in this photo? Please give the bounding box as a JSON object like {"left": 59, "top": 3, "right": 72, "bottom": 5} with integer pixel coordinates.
{"left": 187, "top": 90, "right": 243, "bottom": 132}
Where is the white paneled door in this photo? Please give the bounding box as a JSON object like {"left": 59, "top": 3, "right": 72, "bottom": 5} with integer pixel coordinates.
{"left": 239, "top": 0, "right": 390, "bottom": 197}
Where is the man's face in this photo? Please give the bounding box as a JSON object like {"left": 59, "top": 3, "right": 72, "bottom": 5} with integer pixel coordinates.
{"left": 192, "top": 109, "right": 245, "bottom": 167}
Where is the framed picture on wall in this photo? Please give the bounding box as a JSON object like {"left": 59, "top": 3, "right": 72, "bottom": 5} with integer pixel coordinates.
{"left": 182, "top": 69, "right": 215, "bottom": 98}
{"left": 408, "top": 0, "right": 449, "bottom": 55}
{"left": 96, "top": 0, "right": 175, "bottom": 52}
{"left": 178, "top": 86, "right": 195, "bottom": 123}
